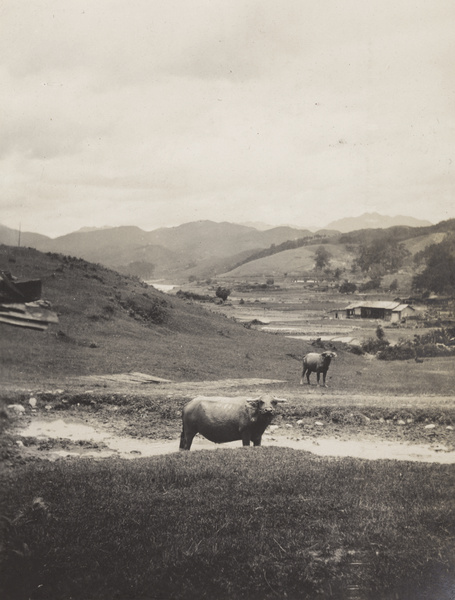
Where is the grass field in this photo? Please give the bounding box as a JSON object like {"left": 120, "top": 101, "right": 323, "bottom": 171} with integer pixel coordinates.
{"left": 1, "top": 449, "right": 454, "bottom": 600}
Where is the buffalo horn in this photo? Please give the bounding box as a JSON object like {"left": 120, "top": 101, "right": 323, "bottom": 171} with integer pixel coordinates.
{"left": 273, "top": 396, "right": 287, "bottom": 403}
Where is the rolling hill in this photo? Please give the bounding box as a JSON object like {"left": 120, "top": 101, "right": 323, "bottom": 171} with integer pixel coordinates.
{"left": 0, "top": 221, "right": 315, "bottom": 281}
{"left": 0, "top": 245, "right": 306, "bottom": 385}
{"left": 1, "top": 217, "right": 452, "bottom": 283}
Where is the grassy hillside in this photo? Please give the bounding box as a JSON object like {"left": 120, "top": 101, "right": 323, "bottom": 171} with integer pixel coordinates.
{"left": 220, "top": 221, "right": 455, "bottom": 281}
{"left": 221, "top": 243, "right": 355, "bottom": 278}
{"left": 0, "top": 245, "right": 309, "bottom": 385}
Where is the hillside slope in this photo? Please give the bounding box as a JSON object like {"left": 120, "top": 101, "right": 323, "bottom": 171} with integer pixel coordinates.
{"left": 0, "top": 245, "right": 307, "bottom": 385}
{"left": 221, "top": 243, "right": 355, "bottom": 278}
{"left": 0, "top": 222, "right": 319, "bottom": 281}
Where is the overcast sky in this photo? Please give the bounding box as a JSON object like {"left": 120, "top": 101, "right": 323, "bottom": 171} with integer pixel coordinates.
{"left": 1, "top": 0, "right": 454, "bottom": 237}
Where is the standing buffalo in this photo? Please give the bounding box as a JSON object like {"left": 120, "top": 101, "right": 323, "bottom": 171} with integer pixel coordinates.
{"left": 300, "top": 351, "right": 337, "bottom": 387}
{"left": 179, "top": 394, "right": 287, "bottom": 450}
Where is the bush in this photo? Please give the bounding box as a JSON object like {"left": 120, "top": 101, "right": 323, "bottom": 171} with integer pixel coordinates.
{"left": 176, "top": 290, "right": 214, "bottom": 303}
{"left": 121, "top": 294, "right": 168, "bottom": 324}
{"left": 377, "top": 345, "right": 416, "bottom": 361}
{"left": 361, "top": 338, "right": 390, "bottom": 354}
{"left": 215, "top": 286, "right": 231, "bottom": 302}
{"left": 339, "top": 281, "right": 357, "bottom": 294}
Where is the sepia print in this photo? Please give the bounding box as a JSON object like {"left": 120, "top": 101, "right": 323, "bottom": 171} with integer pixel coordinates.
{"left": 1, "top": 1, "right": 454, "bottom": 598}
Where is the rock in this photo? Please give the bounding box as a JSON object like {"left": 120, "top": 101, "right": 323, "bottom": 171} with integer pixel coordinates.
{"left": 285, "top": 424, "right": 293, "bottom": 428}
{"left": 296, "top": 420, "right": 304, "bottom": 425}
{"left": 16, "top": 440, "right": 24, "bottom": 447}
{"left": 407, "top": 418, "right": 413, "bottom": 424}
{"left": 45, "top": 405, "right": 52, "bottom": 411}
{"left": 269, "top": 425, "right": 279, "bottom": 431}
{"left": 424, "top": 424, "right": 436, "bottom": 429}
{"left": 446, "top": 426, "right": 454, "bottom": 431}
{"left": 315, "top": 421, "right": 324, "bottom": 427}
{"left": 8, "top": 404, "right": 25, "bottom": 414}
{"left": 397, "top": 420, "right": 406, "bottom": 426}
{"left": 29, "top": 397, "right": 37, "bottom": 408}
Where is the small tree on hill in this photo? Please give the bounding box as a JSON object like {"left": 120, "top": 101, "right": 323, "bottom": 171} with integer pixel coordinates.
{"left": 314, "top": 246, "right": 332, "bottom": 270}
{"left": 215, "top": 286, "right": 231, "bottom": 302}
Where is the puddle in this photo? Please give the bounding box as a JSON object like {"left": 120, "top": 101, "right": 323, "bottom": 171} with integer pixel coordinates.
{"left": 18, "top": 419, "right": 455, "bottom": 463}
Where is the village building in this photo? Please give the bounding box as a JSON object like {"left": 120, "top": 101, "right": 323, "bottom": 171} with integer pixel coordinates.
{"left": 333, "top": 301, "right": 415, "bottom": 323}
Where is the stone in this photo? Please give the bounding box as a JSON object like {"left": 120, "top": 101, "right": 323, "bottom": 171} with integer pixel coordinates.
{"left": 424, "top": 424, "right": 436, "bottom": 429}
{"left": 8, "top": 404, "right": 25, "bottom": 413}
{"left": 29, "top": 397, "right": 37, "bottom": 408}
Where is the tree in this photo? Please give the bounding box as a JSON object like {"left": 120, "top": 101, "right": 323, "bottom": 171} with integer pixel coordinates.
{"left": 389, "top": 278, "right": 398, "bottom": 292}
{"left": 215, "top": 286, "right": 231, "bottom": 302}
{"left": 412, "top": 234, "right": 455, "bottom": 294}
{"left": 355, "top": 238, "right": 410, "bottom": 275}
{"left": 314, "top": 246, "right": 332, "bottom": 270}
{"left": 339, "top": 280, "right": 357, "bottom": 294}
{"left": 359, "top": 277, "right": 382, "bottom": 291}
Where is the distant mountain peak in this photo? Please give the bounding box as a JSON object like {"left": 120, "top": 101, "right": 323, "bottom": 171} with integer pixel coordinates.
{"left": 326, "top": 213, "right": 432, "bottom": 232}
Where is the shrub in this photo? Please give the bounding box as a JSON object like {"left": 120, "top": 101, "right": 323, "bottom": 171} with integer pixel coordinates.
{"left": 339, "top": 281, "right": 357, "bottom": 294}
{"left": 121, "top": 294, "right": 168, "bottom": 324}
{"left": 377, "top": 345, "right": 416, "bottom": 361}
{"left": 361, "top": 338, "right": 390, "bottom": 354}
{"left": 215, "top": 286, "right": 231, "bottom": 302}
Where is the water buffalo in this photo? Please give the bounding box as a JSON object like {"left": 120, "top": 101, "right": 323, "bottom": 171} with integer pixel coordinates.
{"left": 300, "top": 351, "right": 337, "bottom": 387}
{"left": 179, "top": 394, "right": 287, "bottom": 450}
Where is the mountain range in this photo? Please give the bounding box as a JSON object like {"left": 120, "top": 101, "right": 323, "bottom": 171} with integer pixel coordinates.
{"left": 0, "top": 213, "right": 446, "bottom": 282}
{"left": 326, "top": 212, "right": 432, "bottom": 232}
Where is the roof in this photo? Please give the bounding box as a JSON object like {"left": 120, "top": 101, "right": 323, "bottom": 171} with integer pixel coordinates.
{"left": 393, "top": 304, "right": 415, "bottom": 312}
{"left": 344, "top": 301, "right": 412, "bottom": 311}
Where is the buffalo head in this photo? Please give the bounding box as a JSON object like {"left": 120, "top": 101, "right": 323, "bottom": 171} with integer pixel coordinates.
{"left": 247, "top": 395, "right": 287, "bottom": 415}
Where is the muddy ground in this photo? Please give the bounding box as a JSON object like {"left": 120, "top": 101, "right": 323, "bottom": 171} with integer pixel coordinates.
{"left": 3, "top": 377, "right": 455, "bottom": 466}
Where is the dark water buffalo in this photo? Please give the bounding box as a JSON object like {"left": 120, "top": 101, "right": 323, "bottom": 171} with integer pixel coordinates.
{"left": 179, "top": 394, "right": 287, "bottom": 450}
{"left": 300, "top": 351, "right": 337, "bottom": 387}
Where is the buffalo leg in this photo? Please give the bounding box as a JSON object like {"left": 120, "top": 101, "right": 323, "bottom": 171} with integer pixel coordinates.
{"left": 252, "top": 436, "right": 262, "bottom": 446}
{"left": 242, "top": 433, "right": 251, "bottom": 446}
{"left": 179, "top": 428, "right": 195, "bottom": 451}
{"left": 300, "top": 366, "right": 310, "bottom": 385}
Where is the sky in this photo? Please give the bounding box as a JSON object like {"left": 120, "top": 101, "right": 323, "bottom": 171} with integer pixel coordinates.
{"left": 1, "top": 0, "right": 454, "bottom": 238}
